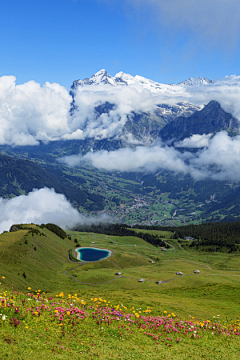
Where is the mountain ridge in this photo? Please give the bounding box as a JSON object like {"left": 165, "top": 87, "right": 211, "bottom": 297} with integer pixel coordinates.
{"left": 159, "top": 100, "right": 239, "bottom": 142}
{"left": 71, "top": 69, "right": 214, "bottom": 91}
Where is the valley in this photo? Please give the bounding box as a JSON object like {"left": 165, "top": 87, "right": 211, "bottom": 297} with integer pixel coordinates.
{"left": 0, "top": 149, "right": 237, "bottom": 226}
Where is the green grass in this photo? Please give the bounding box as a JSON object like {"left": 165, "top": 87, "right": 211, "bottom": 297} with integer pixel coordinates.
{"left": 130, "top": 228, "right": 173, "bottom": 239}
{"left": 0, "top": 225, "right": 74, "bottom": 290}
{"left": 1, "top": 225, "right": 240, "bottom": 358}
{"left": 1, "top": 289, "right": 240, "bottom": 359}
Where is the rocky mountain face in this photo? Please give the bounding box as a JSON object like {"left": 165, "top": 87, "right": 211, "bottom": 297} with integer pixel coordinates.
{"left": 64, "top": 99, "right": 238, "bottom": 153}
{"left": 159, "top": 100, "right": 239, "bottom": 142}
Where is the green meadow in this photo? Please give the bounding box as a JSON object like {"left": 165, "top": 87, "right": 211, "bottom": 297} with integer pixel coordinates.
{"left": 1, "top": 225, "right": 240, "bottom": 359}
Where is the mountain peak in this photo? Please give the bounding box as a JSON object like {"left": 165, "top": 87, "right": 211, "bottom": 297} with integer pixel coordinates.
{"left": 72, "top": 69, "right": 115, "bottom": 88}
{"left": 159, "top": 100, "right": 239, "bottom": 142}
{"left": 206, "top": 100, "right": 221, "bottom": 107}
{"left": 71, "top": 70, "right": 163, "bottom": 90}
{"left": 71, "top": 71, "right": 215, "bottom": 91}
{"left": 94, "top": 69, "right": 108, "bottom": 77}
{"left": 115, "top": 71, "right": 124, "bottom": 78}
{"left": 178, "top": 77, "right": 215, "bottom": 86}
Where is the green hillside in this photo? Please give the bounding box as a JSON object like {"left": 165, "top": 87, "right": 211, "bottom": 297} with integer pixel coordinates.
{"left": 1, "top": 224, "right": 240, "bottom": 318}
{"left": 0, "top": 154, "right": 104, "bottom": 210}
{"left": 0, "top": 224, "right": 75, "bottom": 290}
{"left": 1, "top": 224, "right": 240, "bottom": 358}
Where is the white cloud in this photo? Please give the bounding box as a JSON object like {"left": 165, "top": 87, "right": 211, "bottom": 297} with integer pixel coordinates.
{"left": 187, "top": 76, "right": 240, "bottom": 120}
{"left": 59, "top": 143, "right": 189, "bottom": 173}
{"left": 59, "top": 131, "right": 240, "bottom": 183}
{"left": 0, "top": 188, "right": 113, "bottom": 234}
{"left": 175, "top": 134, "right": 212, "bottom": 148}
{"left": 68, "top": 84, "right": 160, "bottom": 141}
{"left": 62, "top": 129, "right": 85, "bottom": 140}
{"left": 125, "top": 0, "right": 240, "bottom": 46}
{"left": 189, "top": 131, "right": 240, "bottom": 181}
{"left": 0, "top": 76, "right": 72, "bottom": 146}
{"left": 1, "top": 73, "right": 240, "bottom": 146}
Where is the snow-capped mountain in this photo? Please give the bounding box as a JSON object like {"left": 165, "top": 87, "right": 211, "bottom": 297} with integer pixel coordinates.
{"left": 67, "top": 70, "right": 239, "bottom": 151}
{"left": 71, "top": 69, "right": 164, "bottom": 90}
{"left": 69, "top": 70, "right": 207, "bottom": 146}
{"left": 178, "top": 77, "right": 215, "bottom": 86}
{"left": 71, "top": 69, "right": 214, "bottom": 92}
{"left": 155, "top": 102, "right": 202, "bottom": 122}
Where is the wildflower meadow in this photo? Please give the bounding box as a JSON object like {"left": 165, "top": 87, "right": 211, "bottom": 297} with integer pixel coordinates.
{"left": 1, "top": 284, "right": 240, "bottom": 359}
{"left": 1, "top": 226, "right": 240, "bottom": 358}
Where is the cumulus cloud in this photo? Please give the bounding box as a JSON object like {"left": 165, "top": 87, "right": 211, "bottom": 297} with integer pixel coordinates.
{"left": 0, "top": 75, "right": 166, "bottom": 145}
{"left": 68, "top": 84, "right": 161, "bottom": 141}
{"left": 0, "top": 188, "right": 113, "bottom": 234}
{"left": 0, "top": 76, "right": 72, "bottom": 146}
{"left": 125, "top": 0, "right": 240, "bottom": 46}
{"left": 175, "top": 133, "right": 212, "bottom": 148}
{"left": 190, "top": 131, "right": 240, "bottom": 181}
{"left": 187, "top": 76, "right": 240, "bottom": 120}
{"left": 2, "top": 73, "right": 240, "bottom": 146}
{"left": 59, "top": 131, "right": 240, "bottom": 182}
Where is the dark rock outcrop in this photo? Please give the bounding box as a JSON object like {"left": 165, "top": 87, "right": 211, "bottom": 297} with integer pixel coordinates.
{"left": 9, "top": 225, "right": 20, "bottom": 232}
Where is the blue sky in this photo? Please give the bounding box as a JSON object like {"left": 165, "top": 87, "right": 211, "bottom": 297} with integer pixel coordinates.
{"left": 1, "top": 0, "right": 240, "bottom": 87}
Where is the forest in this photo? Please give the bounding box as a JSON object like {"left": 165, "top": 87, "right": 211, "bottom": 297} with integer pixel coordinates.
{"left": 133, "top": 221, "right": 240, "bottom": 250}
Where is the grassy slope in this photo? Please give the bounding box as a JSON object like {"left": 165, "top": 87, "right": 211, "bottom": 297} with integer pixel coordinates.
{"left": 1, "top": 226, "right": 240, "bottom": 358}
{"left": 0, "top": 225, "right": 74, "bottom": 290}
{"left": 64, "top": 230, "right": 240, "bottom": 318}
{"left": 1, "top": 227, "right": 240, "bottom": 318}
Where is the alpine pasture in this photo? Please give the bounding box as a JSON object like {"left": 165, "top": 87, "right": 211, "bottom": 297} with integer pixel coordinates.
{"left": 1, "top": 225, "right": 240, "bottom": 359}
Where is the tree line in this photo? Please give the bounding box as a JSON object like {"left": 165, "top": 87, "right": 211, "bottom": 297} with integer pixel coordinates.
{"left": 73, "top": 223, "right": 169, "bottom": 248}
{"left": 133, "top": 222, "right": 240, "bottom": 250}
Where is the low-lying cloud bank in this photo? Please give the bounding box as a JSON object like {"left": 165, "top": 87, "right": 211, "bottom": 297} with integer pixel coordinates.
{"left": 59, "top": 131, "right": 240, "bottom": 182}
{"left": 2, "top": 74, "right": 240, "bottom": 146}
{"left": 0, "top": 188, "right": 112, "bottom": 234}
{"left": 174, "top": 134, "right": 212, "bottom": 148}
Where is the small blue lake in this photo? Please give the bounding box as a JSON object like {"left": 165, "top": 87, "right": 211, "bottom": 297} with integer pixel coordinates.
{"left": 75, "top": 247, "right": 111, "bottom": 262}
